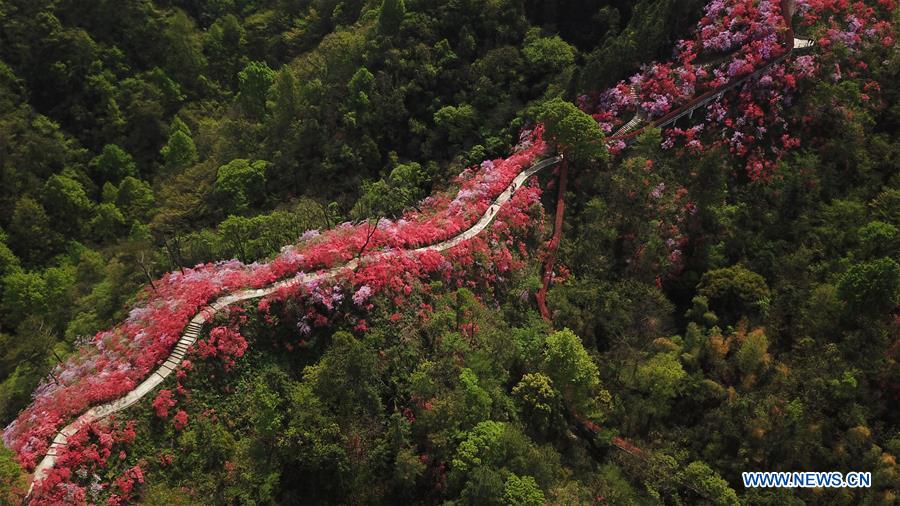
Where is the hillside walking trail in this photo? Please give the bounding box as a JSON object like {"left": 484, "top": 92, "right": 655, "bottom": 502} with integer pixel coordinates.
{"left": 26, "top": 155, "right": 563, "bottom": 494}
{"left": 25, "top": 21, "right": 815, "bottom": 495}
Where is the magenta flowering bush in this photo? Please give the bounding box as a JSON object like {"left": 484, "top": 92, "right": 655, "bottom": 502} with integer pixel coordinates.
{"left": 195, "top": 327, "right": 248, "bottom": 372}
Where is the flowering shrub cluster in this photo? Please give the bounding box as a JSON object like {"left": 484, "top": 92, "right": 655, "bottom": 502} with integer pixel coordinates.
{"left": 3, "top": 127, "right": 547, "bottom": 475}
{"left": 584, "top": 0, "right": 790, "bottom": 134}
{"left": 263, "top": 181, "right": 547, "bottom": 343}
{"left": 151, "top": 390, "right": 176, "bottom": 419}
{"left": 195, "top": 327, "right": 249, "bottom": 371}
{"left": 28, "top": 418, "right": 138, "bottom": 505}
{"left": 585, "top": 0, "right": 894, "bottom": 179}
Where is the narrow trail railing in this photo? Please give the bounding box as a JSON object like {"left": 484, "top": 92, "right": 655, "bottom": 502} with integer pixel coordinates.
{"left": 608, "top": 37, "right": 813, "bottom": 144}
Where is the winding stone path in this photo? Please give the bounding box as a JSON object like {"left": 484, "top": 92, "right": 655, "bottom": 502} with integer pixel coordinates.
{"left": 26, "top": 154, "right": 564, "bottom": 495}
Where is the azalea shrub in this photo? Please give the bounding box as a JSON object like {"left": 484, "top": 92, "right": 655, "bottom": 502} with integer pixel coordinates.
{"left": 28, "top": 418, "right": 138, "bottom": 505}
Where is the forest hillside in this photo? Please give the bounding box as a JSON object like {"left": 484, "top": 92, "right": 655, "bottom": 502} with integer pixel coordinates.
{"left": 0, "top": 0, "right": 898, "bottom": 504}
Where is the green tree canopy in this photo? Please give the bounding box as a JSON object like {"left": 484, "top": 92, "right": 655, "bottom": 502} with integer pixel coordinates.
{"left": 0, "top": 445, "right": 26, "bottom": 505}
{"left": 541, "top": 328, "right": 605, "bottom": 416}
{"left": 160, "top": 118, "right": 198, "bottom": 175}
{"left": 434, "top": 104, "right": 479, "bottom": 146}
{"left": 697, "top": 265, "right": 770, "bottom": 324}
{"left": 8, "top": 197, "right": 61, "bottom": 265}
{"left": 537, "top": 97, "right": 607, "bottom": 163}
{"left": 378, "top": 0, "right": 406, "bottom": 34}
{"left": 90, "top": 144, "right": 137, "bottom": 183}
{"left": 837, "top": 257, "right": 900, "bottom": 317}
{"left": 43, "top": 174, "right": 94, "bottom": 235}
{"left": 215, "top": 159, "right": 268, "bottom": 214}
{"left": 503, "top": 474, "right": 545, "bottom": 506}
{"left": 116, "top": 176, "right": 157, "bottom": 223}
{"left": 238, "top": 61, "right": 275, "bottom": 119}
{"left": 523, "top": 29, "right": 575, "bottom": 72}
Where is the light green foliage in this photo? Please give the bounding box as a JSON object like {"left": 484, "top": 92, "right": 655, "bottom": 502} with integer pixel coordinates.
{"left": 238, "top": 61, "right": 275, "bottom": 118}
{"left": 141, "top": 482, "right": 204, "bottom": 505}
{"left": 101, "top": 182, "right": 119, "bottom": 203}
{"left": 91, "top": 203, "right": 127, "bottom": 241}
{"left": 635, "top": 352, "right": 686, "bottom": 400}
{"left": 677, "top": 461, "right": 739, "bottom": 505}
{"left": 116, "top": 176, "right": 157, "bottom": 223}
{"left": 541, "top": 328, "right": 602, "bottom": 413}
{"left": 457, "top": 368, "right": 493, "bottom": 427}
{"left": 0, "top": 445, "right": 26, "bottom": 504}
{"left": 215, "top": 159, "right": 267, "bottom": 214}
{"left": 512, "top": 373, "right": 555, "bottom": 417}
{"left": 856, "top": 221, "right": 898, "bottom": 259}
{"left": 348, "top": 66, "right": 375, "bottom": 109}
{"left": 685, "top": 295, "right": 719, "bottom": 328}
{"left": 523, "top": 29, "right": 575, "bottom": 72}
{"left": 452, "top": 420, "right": 506, "bottom": 473}
{"left": 537, "top": 97, "right": 607, "bottom": 163}
{"left": 1, "top": 271, "right": 46, "bottom": 328}
{"left": 161, "top": 122, "right": 198, "bottom": 174}
{"left": 503, "top": 474, "right": 544, "bottom": 506}
{"left": 0, "top": 232, "right": 20, "bottom": 277}
{"left": 512, "top": 373, "right": 558, "bottom": 432}
{"left": 735, "top": 328, "right": 768, "bottom": 375}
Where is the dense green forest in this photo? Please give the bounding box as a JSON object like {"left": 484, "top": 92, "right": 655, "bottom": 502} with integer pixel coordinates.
{"left": 1, "top": 0, "right": 898, "bottom": 503}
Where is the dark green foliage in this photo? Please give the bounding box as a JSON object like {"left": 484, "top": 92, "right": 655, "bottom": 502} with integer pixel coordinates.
{"left": 378, "top": 0, "right": 406, "bottom": 35}
{"left": 697, "top": 265, "right": 770, "bottom": 324}
{"left": 837, "top": 257, "right": 900, "bottom": 317}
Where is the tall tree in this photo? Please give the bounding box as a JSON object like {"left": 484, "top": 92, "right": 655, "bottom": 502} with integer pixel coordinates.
{"left": 237, "top": 61, "right": 275, "bottom": 119}
{"left": 378, "top": 0, "right": 406, "bottom": 34}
